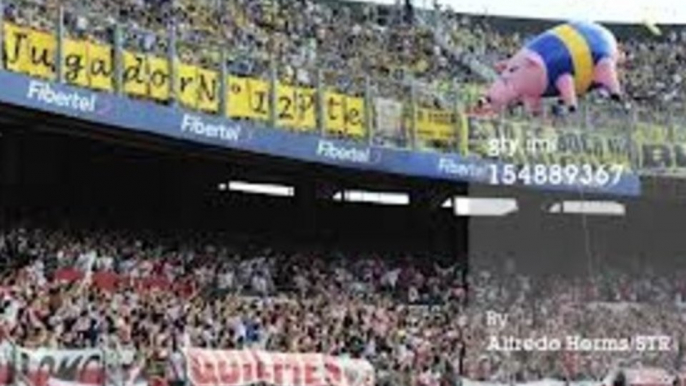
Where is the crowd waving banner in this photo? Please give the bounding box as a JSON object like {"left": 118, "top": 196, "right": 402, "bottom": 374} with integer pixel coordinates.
{"left": 184, "top": 348, "right": 375, "bottom": 386}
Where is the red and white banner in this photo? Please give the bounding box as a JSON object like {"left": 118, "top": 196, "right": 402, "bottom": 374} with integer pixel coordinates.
{"left": 0, "top": 343, "right": 138, "bottom": 386}
{"left": 0, "top": 344, "right": 105, "bottom": 386}
{"left": 623, "top": 368, "right": 675, "bottom": 386}
{"left": 185, "top": 349, "right": 375, "bottom": 386}
{"left": 53, "top": 268, "right": 194, "bottom": 297}
{"left": 603, "top": 367, "right": 676, "bottom": 386}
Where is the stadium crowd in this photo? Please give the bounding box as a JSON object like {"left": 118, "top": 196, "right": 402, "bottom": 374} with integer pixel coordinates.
{"left": 463, "top": 257, "right": 686, "bottom": 382}
{"left": 3, "top": 0, "right": 686, "bottom": 382}
{"left": 0, "top": 225, "right": 465, "bottom": 386}
{"left": 1, "top": 223, "right": 686, "bottom": 384}
{"left": 9, "top": 0, "right": 456, "bottom": 88}
{"left": 6, "top": 0, "right": 683, "bottom": 109}
{"left": 4, "top": 0, "right": 686, "bottom": 121}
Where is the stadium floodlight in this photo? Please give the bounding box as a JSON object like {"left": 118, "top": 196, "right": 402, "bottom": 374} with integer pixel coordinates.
{"left": 548, "top": 200, "right": 626, "bottom": 216}
{"left": 444, "top": 197, "right": 518, "bottom": 216}
{"left": 226, "top": 181, "right": 295, "bottom": 197}
{"left": 332, "top": 190, "right": 410, "bottom": 206}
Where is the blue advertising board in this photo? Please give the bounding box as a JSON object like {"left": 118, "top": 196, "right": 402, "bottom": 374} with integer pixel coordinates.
{"left": 0, "top": 72, "right": 641, "bottom": 196}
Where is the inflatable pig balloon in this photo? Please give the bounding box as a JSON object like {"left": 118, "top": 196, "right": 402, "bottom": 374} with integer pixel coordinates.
{"left": 483, "top": 21, "right": 621, "bottom": 114}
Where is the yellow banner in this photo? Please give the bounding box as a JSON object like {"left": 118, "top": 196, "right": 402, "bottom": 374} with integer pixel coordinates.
{"left": 197, "top": 68, "right": 219, "bottom": 113}
{"left": 296, "top": 88, "right": 317, "bottom": 130}
{"left": 28, "top": 30, "right": 56, "bottom": 80}
{"left": 458, "top": 112, "right": 469, "bottom": 155}
{"left": 345, "top": 96, "right": 365, "bottom": 138}
{"left": 226, "top": 76, "right": 251, "bottom": 118}
{"left": 276, "top": 84, "right": 316, "bottom": 131}
{"left": 416, "top": 108, "right": 455, "bottom": 143}
{"left": 227, "top": 76, "right": 270, "bottom": 121}
{"left": 88, "top": 42, "right": 113, "bottom": 91}
{"left": 147, "top": 56, "right": 170, "bottom": 101}
{"left": 324, "top": 92, "right": 365, "bottom": 138}
{"left": 123, "top": 50, "right": 147, "bottom": 96}
{"left": 2, "top": 22, "right": 377, "bottom": 139}
{"left": 276, "top": 85, "right": 297, "bottom": 128}
{"left": 177, "top": 63, "right": 198, "bottom": 108}
{"left": 4, "top": 23, "right": 30, "bottom": 74}
{"left": 3, "top": 24, "right": 117, "bottom": 90}
{"left": 324, "top": 92, "right": 346, "bottom": 134}
{"left": 63, "top": 38, "right": 89, "bottom": 87}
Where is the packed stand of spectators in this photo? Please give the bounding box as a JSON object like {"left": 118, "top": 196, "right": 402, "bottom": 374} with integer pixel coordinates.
{"left": 0, "top": 225, "right": 466, "bottom": 386}
{"left": 463, "top": 256, "right": 686, "bottom": 383}
{"left": 622, "top": 30, "right": 686, "bottom": 121}
{"left": 5, "top": 222, "right": 686, "bottom": 383}
{"left": 6, "top": 0, "right": 686, "bottom": 123}
{"left": 4, "top": 0, "right": 458, "bottom": 94}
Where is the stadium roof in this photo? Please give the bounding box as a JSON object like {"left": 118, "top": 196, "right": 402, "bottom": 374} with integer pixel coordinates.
{"left": 349, "top": 0, "right": 686, "bottom": 24}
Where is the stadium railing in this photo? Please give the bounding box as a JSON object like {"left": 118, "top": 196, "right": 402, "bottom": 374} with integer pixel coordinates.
{"left": 0, "top": 0, "right": 682, "bottom": 177}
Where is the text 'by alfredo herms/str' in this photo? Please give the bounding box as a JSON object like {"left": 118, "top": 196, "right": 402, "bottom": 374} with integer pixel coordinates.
{"left": 486, "top": 334, "right": 673, "bottom": 352}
